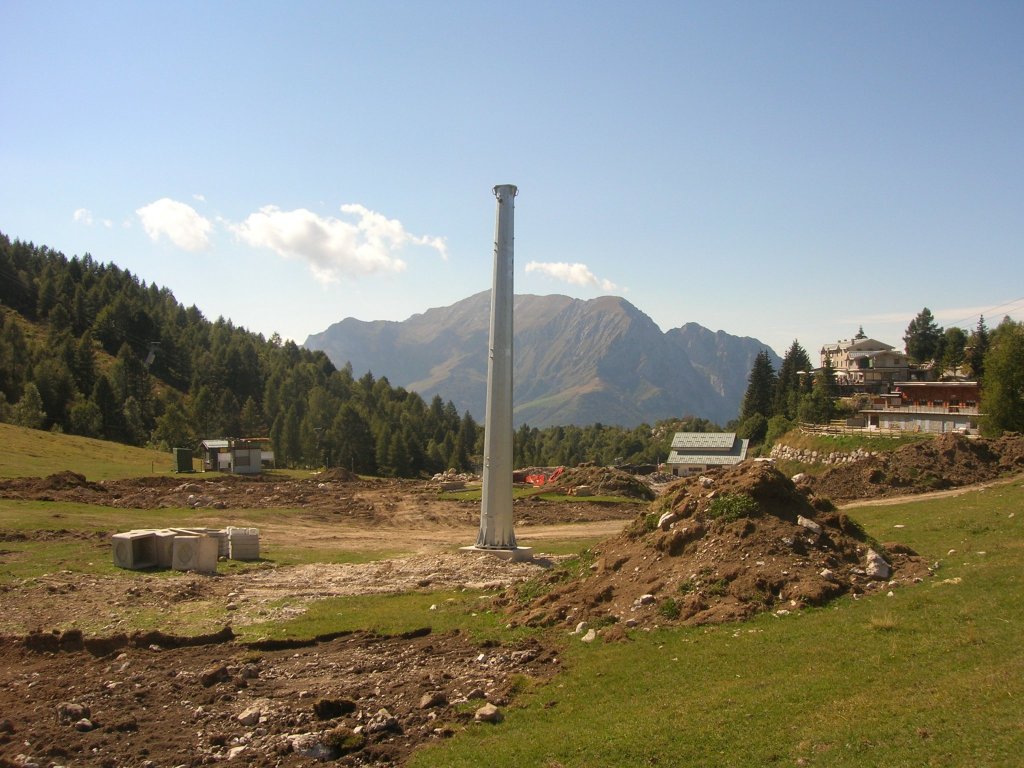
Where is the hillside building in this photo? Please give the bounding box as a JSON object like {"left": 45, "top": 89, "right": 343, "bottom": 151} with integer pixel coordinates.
{"left": 665, "top": 432, "right": 749, "bottom": 476}
{"left": 819, "top": 337, "right": 910, "bottom": 388}
{"left": 198, "top": 438, "right": 274, "bottom": 473}
{"left": 858, "top": 381, "right": 982, "bottom": 434}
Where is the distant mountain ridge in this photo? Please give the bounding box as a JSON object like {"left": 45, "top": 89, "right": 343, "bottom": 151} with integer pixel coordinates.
{"left": 304, "top": 292, "right": 781, "bottom": 427}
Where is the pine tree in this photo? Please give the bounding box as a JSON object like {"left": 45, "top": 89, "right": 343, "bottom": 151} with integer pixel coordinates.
{"left": 281, "top": 406, "right": 303, "bottom": 468}
{"left": 333, "top": 404, "right": 376, "bottom": 475}
{"left": 189, "top": 385, "right": 222, "bottom": 438}
{"left": 903, "top": 307, "right": 944, "bottom": 364}
{"left": 773, "top": 340, "right": 812, "bottom": 420}
{"left": 968, "top": 315, "right": 989, "bottom": 381}
{"left": 68, "top": 398, "right": 103, "bottom": 438}
{"left": 387, "top": 429, "right": 411, "bottom": 477}
{"left": 980, "top": 319, "right": 1024, "bottom": 436}
{"left": 32, "top": 358, "right": 76, "bottom": 427}
{"left": 122, "top": 396, "right": 147, "bottom": 446}
{"left": 740, "top": 350, "right": 777, "bottom": 422}
{"left": 91, "top": 375, "right": 123, "bottom": 441}
{"left": 0, "top": 315, "right": 30, "bottom": 403}
{"left": 939, "top": 327, "right": 967, "bottom": 377}
{"left": 239, "top": 397, "right": 265, "bottom": 436}
{"left": 13, "top": 382, "right": 47, "bottom": 429}
{"left": 152, "top": 400, "right": 193, "bottom": 448}
{"left": 72, "top": 331, "right": 97, "bottom": 395}
{"left": 799, "top": 360, "right": 837, "bottom": 424}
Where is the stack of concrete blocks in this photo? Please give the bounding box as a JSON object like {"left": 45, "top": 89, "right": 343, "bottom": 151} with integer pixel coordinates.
{"left": 112, "top": 526, "right": 260, "bottom": 572}
{"left": 226, "top": 526, "right": 260, "bottom": 560}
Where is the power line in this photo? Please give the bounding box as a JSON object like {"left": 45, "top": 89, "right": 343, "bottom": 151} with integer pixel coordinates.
{"left": 946, "top": 296, "right": 1024, "bottom": 330}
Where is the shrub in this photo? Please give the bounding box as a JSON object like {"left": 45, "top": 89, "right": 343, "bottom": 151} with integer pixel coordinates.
{"left": 706, "top": 494, "right": 760, "bottom": 522}
{"left": 704, "top": 578, "right": 730, "bottom": 597}
{"left": 658, "top": 598, "right": 681, "bottom": 620}
{"left": 678, "top": 579, "right": 696, "bottom": 595}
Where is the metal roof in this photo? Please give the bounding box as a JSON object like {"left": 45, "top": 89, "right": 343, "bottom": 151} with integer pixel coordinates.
{"left": 670, "top": 432, "right": 738, "bottom": 450}
{"left": 199, "top": 439, "right": 230, "bottom": 449}
{"left": 667, "top": 437, "right": 749, "bottom": 466}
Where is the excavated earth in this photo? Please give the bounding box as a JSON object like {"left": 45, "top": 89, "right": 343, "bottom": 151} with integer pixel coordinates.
{"left": 1, "top": 439, "right": 1022, "bottom": 766}
{"left": 0, "top": 627, "right": 557, "bottom": 768}
{"left": 804, "top": 432, "right": 1024, "bottom": 501}
{"left": 501, "top": 462, "right": 932, "bottom": 635}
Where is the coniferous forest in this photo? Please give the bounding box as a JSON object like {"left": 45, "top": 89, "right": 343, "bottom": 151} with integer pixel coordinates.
{"left": 0, "top": 234, "right": 705, "bottom": 475}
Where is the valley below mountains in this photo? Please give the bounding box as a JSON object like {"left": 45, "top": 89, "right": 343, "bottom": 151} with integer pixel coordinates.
{"left": 304, "top": 291, "right": 780, "bottom": 428}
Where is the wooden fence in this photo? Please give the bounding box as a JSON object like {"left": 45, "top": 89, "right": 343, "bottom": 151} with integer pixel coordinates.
{"left": 797, "top": 422, "right": 921, "bottom": 439}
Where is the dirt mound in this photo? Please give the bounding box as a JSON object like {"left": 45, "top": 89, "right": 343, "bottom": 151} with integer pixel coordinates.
{"left": 501, "top": 462, "right": 930, "bottom": 633}
{"left": 42, "top": 471, "right": 102, "bottom": 491}
{"left": 0, "top": 470, "right": 103, "bottom": 494}
{"left": 0, "top": 627, "right": 557, "bottom": 766}
{"left": 806, "top": 432, "right": 1024, "bottom": 502}
{"left": 549, "top": 465, "right": 656, "bottom": 501}
{"left": 316, "top": 467, "right": 360, "bottom": 482}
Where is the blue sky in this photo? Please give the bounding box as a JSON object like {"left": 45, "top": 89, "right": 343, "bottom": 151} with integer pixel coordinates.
{"left": 2, "top": 1, "right": 1022, "bottom": 357}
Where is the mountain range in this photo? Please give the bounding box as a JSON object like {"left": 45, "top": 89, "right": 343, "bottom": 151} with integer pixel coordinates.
{"left": 303, "top": 291, "right": 781, "bottom": 428}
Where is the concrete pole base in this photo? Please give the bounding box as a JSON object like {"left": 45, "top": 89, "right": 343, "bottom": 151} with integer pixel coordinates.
{"left": 459, "top": 545, "right": 534, "bottom": 562}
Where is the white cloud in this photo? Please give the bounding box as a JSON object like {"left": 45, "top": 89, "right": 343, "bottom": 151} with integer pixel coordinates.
{"left": 73, "top": 208, "right": 114, "bottom": 228}
{"left": 233, "top": 204, "right": 447, "bottom": 282}
{"left": 136, "top": 198, "right": 212, "bottom": 251}
{"left": 525, "top": 261, "right": 617, "bottom": 292}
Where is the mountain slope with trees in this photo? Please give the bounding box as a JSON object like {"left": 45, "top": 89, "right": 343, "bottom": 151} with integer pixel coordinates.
{"left": 0, "top": 233, "right": 709, "bottom": 474}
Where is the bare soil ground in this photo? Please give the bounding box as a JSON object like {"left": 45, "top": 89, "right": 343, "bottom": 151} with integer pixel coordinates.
{"left": 0, "top": 470, "right": 639, "bottom": 767}
{"left": 803, "top": 432, "right": 1024, "bottom": 502}
{"left": 0, "top": 627, "right": 557, "bottom": 768}
{"left": 1, "top": 438, "right": 1022, "bottom": 767}
{"left": 501, "top": 462, "right": 932, "bottom": 634}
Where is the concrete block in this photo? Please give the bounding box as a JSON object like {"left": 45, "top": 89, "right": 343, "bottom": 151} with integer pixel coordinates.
{"left": 173, "top": 527, "right": 228, "bottom": 558}
{"left": 154, "top": 529, "right": 178, "bottom": 568}
{"left": 227, "top": 526, "right": 260, "bottom": 560}
{"left": 172, "top": 535, "right": 219, "bottom": 573}
{"left": 112, "top": 530, "right": 158, "bottom": 570}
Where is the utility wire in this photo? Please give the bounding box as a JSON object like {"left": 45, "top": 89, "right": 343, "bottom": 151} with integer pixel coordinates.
{"left": 946, "top": 296, "right": 1024, "bottom": 330}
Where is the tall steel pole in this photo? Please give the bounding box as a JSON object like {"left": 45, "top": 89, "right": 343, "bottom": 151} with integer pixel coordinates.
{"left": 477, "top": 184, "right": 518, "bottom": 550}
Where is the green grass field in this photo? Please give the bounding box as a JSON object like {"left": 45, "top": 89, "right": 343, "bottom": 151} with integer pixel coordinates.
{"left": 0, "top": 422, "right": 175, "bottom": 479}
{"left": 2, "top": 422, "right": 1022, "bottom": 766}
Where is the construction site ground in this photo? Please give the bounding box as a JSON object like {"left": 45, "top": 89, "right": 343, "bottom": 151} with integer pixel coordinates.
{"left": 0, "top": 471, "right": 640, "bottom": 768}
{"left": 1, "top": 433, "right": 1022, "bottom": 767}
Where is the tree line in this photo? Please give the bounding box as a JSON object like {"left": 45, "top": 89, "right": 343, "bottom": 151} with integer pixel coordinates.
{"left": 0, "top": 233, "right": 701, "bottom": 475}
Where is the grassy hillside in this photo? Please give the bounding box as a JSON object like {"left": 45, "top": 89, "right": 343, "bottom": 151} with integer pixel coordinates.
{"left": 0, "top": 422, "right": 176, "bottom": 479}
{"left": 775, "top": 427, "right": 933, "bottom": 454}
{"left": 410, "top": 478, "right": 1024, "bottom": 767}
